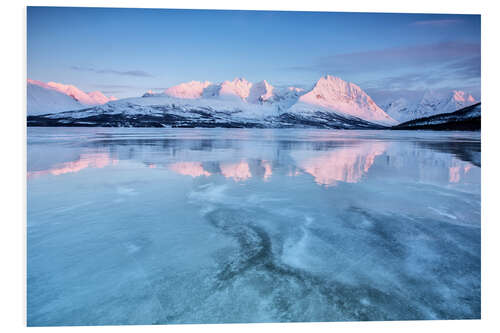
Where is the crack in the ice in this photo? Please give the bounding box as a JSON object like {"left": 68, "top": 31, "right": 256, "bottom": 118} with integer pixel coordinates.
{"left": 204, "top": 208, "right": 428, "bottom": 322}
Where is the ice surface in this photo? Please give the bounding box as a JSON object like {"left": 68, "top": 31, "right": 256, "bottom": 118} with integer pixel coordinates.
{"left": 27, "top": 128, "right": 481, "bottom": 325}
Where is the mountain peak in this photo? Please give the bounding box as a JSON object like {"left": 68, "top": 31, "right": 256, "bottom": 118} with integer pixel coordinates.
{"left": 451, "top": 90, "right": 476, "bottom": 104}
{"left": 151, "top": 75, "right": 396, "bottom": 125}
{"left": 248, "top": 80, "right": 274, "bottom": 104}
{"left": 317, "top": 75, "right": 354, "bottom": 88}
{"left": 164, "top": 81, "right": 212, "bottom": 99}
{"left": 27, "top": 79, "right": 84, "bottom": 115}
{"left": 219, "top": 78, "right": 253, "bottom": 100}
{"left": 384, "top": 89, "right": 479, "bottom": 122}
{"left": 28, "top": 79, "right": 115, "bottom": 106}
{"left": 295, "top": 76, "right": 396, "bottom": 125}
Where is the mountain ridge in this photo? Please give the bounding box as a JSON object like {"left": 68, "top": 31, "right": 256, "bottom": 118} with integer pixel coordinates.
{"left": 383, "top": 89, "right": 477, "bottom": 123}
{"left": 392, "top": 102, "right": 481, "bottom": 131}
{"left": 137, "top": 75, "right": 396, "bottom": 125}
{"left": 27, "top": 79, "right": 117, "bottom": 115}
{"left": 27, "top": 76, "right": 480, "bottom": 129}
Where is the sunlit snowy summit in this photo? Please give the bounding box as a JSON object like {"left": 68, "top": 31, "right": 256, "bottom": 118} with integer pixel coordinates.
{"left": 27, "top": 79, "right": 117, "bottom": 115}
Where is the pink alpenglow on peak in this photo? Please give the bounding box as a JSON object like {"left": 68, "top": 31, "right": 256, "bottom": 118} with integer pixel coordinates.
{"left": 88, "top": 91, "right": 117, "bottom": 104}
{"left": 28, "top": 79, "right": 84, "bottom": 115}
{"left": 295, "top": 75, "right": 397, "bottom": 126}
{"left": 451, "top": 90, "right": 476, "bottom": 104}
{"left": 164, "top": 81, "right": 212, "bottom": 99}
{"left": 159, "top": 78, "right": 307, "bottom": 105}
{"left": 419, "top": 89, "right": 477, "bottom": 114}
{"left": 28, "top": 79, "right": 116, "bottom": 106}
{"left": 27, "top": 79, "right": 51, "bottom": 89}
{"left": 46, "top": 81, "right": 97, "bottom": 105}
{"left": 219, "top": 77, "right": 253, "bottom": 101}
{"left": 163, "top": 78, "right": 273, "bottom": 103}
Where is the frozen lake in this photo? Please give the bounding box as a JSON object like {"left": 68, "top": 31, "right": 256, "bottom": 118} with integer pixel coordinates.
{"left": 27, "top": 127, "right": 481, "bottom": 325}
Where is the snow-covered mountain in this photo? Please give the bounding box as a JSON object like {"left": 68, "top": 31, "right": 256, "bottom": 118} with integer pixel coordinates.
{"left": 165, "top": 78, "right": 277, "bottom": 104}
{"left": 30, "top": 75, "right": 482, "bottom": 130}
{"left": 393, "top": 102, "right": 481, "bottom": 131}
{"left": 289, "top": 75, "right": 396, "bottom": 126}
{"left": 165, "top": 81, "right": 211, "bottom": 99}
{"left": 383, "top": 90, "right": 477, "bottom": 123}
{"left": 27, "top": 79, "right": 117, "bottom": 115}
{"left": 137, "top": 75, "right": 396, "bottom": 125}
{"left": 27, "top": 76, "right": 480, "bottom": 128}
{"left": 87, "top": 91, "right": 117, "bottom": 105}
{"left": 218, "top": 77, "right": 253, "bottom": 101}
{"left": 247, "top": 80, "right": 274, "bottom": 104}
{"left": 27, "top": 80, "right": 84, "bottom": 116}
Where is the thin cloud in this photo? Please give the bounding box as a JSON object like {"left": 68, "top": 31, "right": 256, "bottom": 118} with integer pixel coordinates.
{"left": 285, "top": 41, "right": 480, "bottom": 77}
{"left": 362, "top": 72, "right": 444, "bottom": 91}
{"left": 361, "top": 65, "right": 479, "bottom": 92}
{"left": 444, "top": 56, "right": 481, "bottom": 79}
{"left": 410, "top": 19, "right": 463, "bottom": 27}
{"left": 284, "top": 41, "right": 480, "bottom": 103}
{"left": 366, "top": 85, "right": 480, "bottom": 107}
{"left": 71, "top": 66, "right": 154, "bottom": 78}
{"left": 320, "top": 42, "right": 479, "bottom": 73}
{"left": 361, "top": 57, "right": 481, "bottom": 95}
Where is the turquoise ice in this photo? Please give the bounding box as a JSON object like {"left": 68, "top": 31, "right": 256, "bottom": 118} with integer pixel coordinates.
{"left": 27, "top": 128, "right": 481, "bottom": 325}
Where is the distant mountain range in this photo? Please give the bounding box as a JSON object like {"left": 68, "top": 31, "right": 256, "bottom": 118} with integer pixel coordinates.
{"left": 382, "top": 90, "right": 477, "bottom": 123}
{"left": 27, "top": 76, "right": 480, "bottom": 130}
{"left": 393, "top": 103, "right": 481, "bottom": 131}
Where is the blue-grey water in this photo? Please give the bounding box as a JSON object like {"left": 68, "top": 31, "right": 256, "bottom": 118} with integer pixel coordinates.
{"left": 27, "top": 127, "right": 481, "bottom": 326}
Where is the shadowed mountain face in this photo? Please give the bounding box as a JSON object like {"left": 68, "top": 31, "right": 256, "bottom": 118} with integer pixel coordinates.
{"left": 382, "top": 90, "right": 477, "bottom": 123}
{"left": 26, "top": 106, "right": 386, "bottom": 129}
{"left": 393, "top": 103, "right": 481, "bottom": 131}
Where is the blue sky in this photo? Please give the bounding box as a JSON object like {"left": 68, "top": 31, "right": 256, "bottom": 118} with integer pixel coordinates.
{"left": 27, "top": 7, "right": 480, "bottom": 101}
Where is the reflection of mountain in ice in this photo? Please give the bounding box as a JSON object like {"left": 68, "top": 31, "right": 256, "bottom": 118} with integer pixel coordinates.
{"left": 27, "top": 152, "right": 118, "bottom": 178}
{"left": 148, "top": 142, "right": 387, "bottom": 187}
{"left": 292, "top": 142, "right": 387, "bottom": 186}
{"left": 27, "top": 128, "right": 480, "bottom": 325}
{"left": 169, "top": 161, "right": 211, "bottom": 177}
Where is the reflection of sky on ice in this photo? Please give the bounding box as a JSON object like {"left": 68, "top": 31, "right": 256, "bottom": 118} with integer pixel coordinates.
{"left": 27, "top": 128, "right": 480, "bottom": 326}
